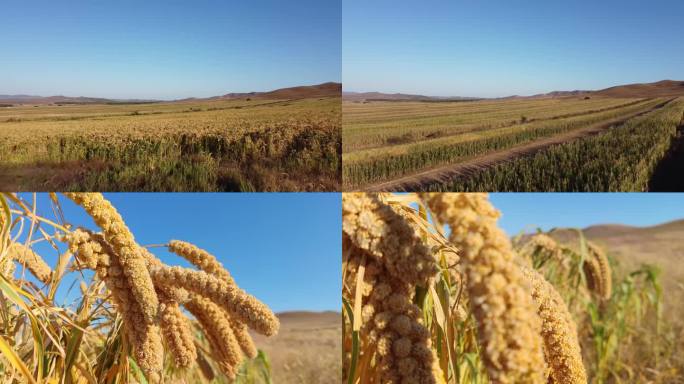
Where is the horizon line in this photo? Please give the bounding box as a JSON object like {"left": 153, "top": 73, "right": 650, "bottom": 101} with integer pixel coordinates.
{"left": 1, "top": 81, "right": 342, "bottom": 101}
{"left": 343, "top": 79, "right": 683, "bottom": 99}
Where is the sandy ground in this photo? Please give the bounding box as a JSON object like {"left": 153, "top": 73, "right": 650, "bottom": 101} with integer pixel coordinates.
{"left": 252, "top": 311, "right": 341, "bottom": 384}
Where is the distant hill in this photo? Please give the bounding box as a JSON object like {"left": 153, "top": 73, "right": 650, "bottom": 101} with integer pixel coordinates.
{"left": 216, "top": 82, "right": 341, "bottom": 100}
{"left": 343, "top": 91, "right": 435, "bottom": 101}
{"left": 532, "top": 219, "right": 684, "bottom": 309}
{"left": 343, "top": 91, "right": 480, "bottom": 102}
{"left": 592, "top": 80, "right": 684, "bottom": 98}
{"left": 0, "top": 95, "right": 128, "bottom": 105}
{"left": 0, "top": 82, "right": 341, "bottom": 105}
{"left": 345, "top": 80, "right": 684, "bottom": 101}
{"left": 524, "top": 80, "right": 684, "bottom": 99}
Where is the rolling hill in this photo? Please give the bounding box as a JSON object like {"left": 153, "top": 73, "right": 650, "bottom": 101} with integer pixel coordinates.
{"left": 342, "top": 91, "right": 480, "bottom": 102}
{"left": 0, "top": 82, "right": 341, "bottom": 105}
{"left": 593, "top": 80, "right": 684, "bottom": 98}
{"left": 540, "top": 219, "right": 684, "bottom": 310}
{"left": 344, "top": 80, "right": 684, "bottom": 101}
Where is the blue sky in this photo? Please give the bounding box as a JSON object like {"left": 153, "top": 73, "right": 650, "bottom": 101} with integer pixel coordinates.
{"left": 0, "top": 0, "right": 340, "bottom": 100}
{"left": 344, "top": 0, "right": 684, "bottom": 97}
{"left": 490, "top": 193, "right": 684, "bottom": 236}
{"left": 15, "top": 193, "right": 341, "bottom": 313}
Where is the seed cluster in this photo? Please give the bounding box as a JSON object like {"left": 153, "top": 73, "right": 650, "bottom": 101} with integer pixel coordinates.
{"left": 63, "top": 193, "right": 278, "bottom": 382}
{"left": 167, "top": 240, "right": 257, "bottom": 357}
{"left": 521, "top": 267, "right": 587, "bottom": 384}
{"left": 7, "top": 243, "right": 52, "bottom": 283}
{"left": 584, "top": 243, "right": 612, "bottom": 301}
{"left": 425, "top": 193, "right": 548, "bottom": 383}
{"left": 343, "top": 193, "right": 442, "bottom": 383}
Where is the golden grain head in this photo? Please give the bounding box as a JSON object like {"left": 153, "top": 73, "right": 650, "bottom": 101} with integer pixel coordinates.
{"left": 522, "top": 267, "right": 587, "bottom": 384}
{"left": 185, "top": 294, "right": 243, "bottom": 379}
{"left": 150, "top": 265, "right": 280, "bottom": 336}
{"left": 342, "top": 193, "right": 438, "bottom": 285}
{"left": 168, "top": 240, "right": 234, "bottom": 284}
{"left": 9, "top": 243, "right": 52, "bottom": 283}
{"left": 65, "top": 193, "right": 159, "bottom": 323}
{"left": 423, "top": 193, "right": 547, "bottom": 384}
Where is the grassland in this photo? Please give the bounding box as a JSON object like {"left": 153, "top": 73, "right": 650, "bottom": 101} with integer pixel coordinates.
{"left": 342, "top": 96, "right": 684, "bottom": 191}
{"left": 0, "top": 96, "right": 340, "bottom": 191}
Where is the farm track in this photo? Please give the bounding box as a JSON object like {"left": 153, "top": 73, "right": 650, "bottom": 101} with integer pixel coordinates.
{"left": 361, "top": 98, "right": 674, "bottom": 192}
{"left": 648, "top": 110, "right": 684, "bottom": 191}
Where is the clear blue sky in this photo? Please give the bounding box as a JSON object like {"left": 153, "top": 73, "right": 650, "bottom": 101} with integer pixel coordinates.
{"left": 17, "top": 193, "right": 341, "bottom": 313}
{"left": 343, "top": 0, "right": 684, "bottom": 97}
{"left": 0, "top": 0, "right": 340, "bottom": 100}
{"left": 490, "top": 193, "right": 684, "bottom": 236}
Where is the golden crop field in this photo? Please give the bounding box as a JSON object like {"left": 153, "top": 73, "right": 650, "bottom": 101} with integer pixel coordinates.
{"left": 342, "top": 193, "right": 684, "bottom": 384}
{"left": 342, "top": 97, "right": 684, "bottom": 191}
{"left": 0, "top": 97, "right": 340, "bottom": 191}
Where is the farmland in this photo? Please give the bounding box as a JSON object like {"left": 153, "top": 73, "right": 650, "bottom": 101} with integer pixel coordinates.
{"left": 0, "top": 94, "right": 341, "bottom": 191}
{"left": 343, "top": 193, "right": 684, "bottom": 383}
{"left": 342, "top": 95, "right": 684, "bottom": 191}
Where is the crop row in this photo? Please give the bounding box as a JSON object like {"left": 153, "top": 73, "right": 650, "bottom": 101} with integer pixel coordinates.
{"left": 343, "top": 97, "right": 645, "bottom": 152}
{"left": 342, "top": 98, "right": 666, "bottom": 188}
{"left": 425, "top": 97, "right": 684, "bottom": 191}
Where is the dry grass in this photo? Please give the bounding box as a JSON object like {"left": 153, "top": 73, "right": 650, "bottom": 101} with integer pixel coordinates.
{"left": 252, "top": 311, "right": 341, "bottom": 384}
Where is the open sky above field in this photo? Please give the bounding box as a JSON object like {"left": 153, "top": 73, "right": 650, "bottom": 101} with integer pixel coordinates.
{"left": 491, "top": 193, "right": 684, "bottom": 235}
{"left": 19, "top": 193, "right": 341, "bottom": 313}
{"left": 344, "top": 0, "right": 684, "bottom": 97}
{"left": 0, "top": 0, "right": 340, "bottom": 99}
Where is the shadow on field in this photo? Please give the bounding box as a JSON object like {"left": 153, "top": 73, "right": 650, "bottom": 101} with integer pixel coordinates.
{"left": 648, "top": 114, "right": 684, "bottom": 191}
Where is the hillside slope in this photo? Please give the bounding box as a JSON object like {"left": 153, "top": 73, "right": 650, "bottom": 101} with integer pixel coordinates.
{"left": 545, "top": 219, "right": 684, "bottom": 309}
{"left": 593, "top": 80, "right": 684, "bottom": 98}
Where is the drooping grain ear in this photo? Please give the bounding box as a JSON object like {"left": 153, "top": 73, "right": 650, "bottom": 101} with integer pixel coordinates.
{"left": 168, "top": 240, "right": 234, "bottom": 284}
{"left": 184, "top": 294, "right": 243, "bottom": 379}
{"left": 8, "top": 243, "right": 52, "bottom": 283}
{"left": 585, "top": 242, "right": 612, "bottom": 301}
{"left": 149, "top": 265, "right": 280, "bottom": 336}
{"left": 65, "top": 193, "right": 159, "bottom": 324}
{"left": 422, "top": 192, "right": 547, "bottom": 384}
{"left": 65, "top": 229, "right": 164, "bottom": 384}
{"left": 342, "top": 193, "right": 443, "bottom": 384}
{"left": 158, "top": 293, "right": 197, "bottom": 368}
{"left": 342, "top": 193, "right": 438, "bottom": 285}
{"left": 521, "top": 266, "right": 587, "bottom": 384}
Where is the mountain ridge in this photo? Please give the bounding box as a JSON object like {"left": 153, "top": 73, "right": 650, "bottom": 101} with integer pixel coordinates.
{"left": 344, "top": 80, "right": 684, "bottom": 101}
{"left": 0, "top": 82, "right": 341, "bottom": 105}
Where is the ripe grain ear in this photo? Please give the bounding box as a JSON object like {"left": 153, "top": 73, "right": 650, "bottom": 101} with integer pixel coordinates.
{"left": 521, "top": 266, "right": 587, "bottom": 384}
{"left": 8, "top": 243, "right": 52, "bottom": 283}
{"left": 423, "top": 192, "right": 547, "bottom": 384}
